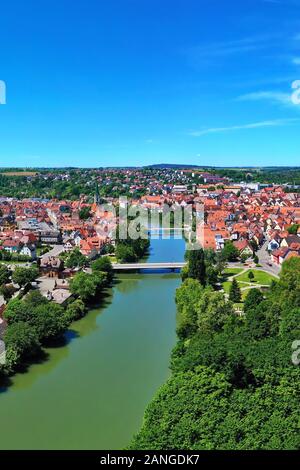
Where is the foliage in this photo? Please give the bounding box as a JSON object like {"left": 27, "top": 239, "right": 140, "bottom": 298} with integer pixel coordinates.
{"left": 69, "top": 271, "right": 106, "bottom": 303}
{"left": 4, "top": 322, "right": 41, "bottom": 362}
{"left": 79, "top": 206, "right": 92, "bottom": 220}
{"left": 130, "top": 256, "right": 300, "bottom": 450}
{"left": 65, "top": 248, "right": 87, "bottom": 268}
{"left": 187, "top": 249, "right": 206, "bottom": 286}
{"left": 0, "top": 265, "right": 11, "bottom": 285}
{"left": 222, "top": 241, "right": 239, "bottom": 262}
{"left": 12, "top": 266, "right": 39, "bottom": 287}
{"left": 229, "top": 278, "right": 241, "bottom": 303}
{"left": 92, "top": 256, "right": 113, "bottom": 283}
{"left": 287, "top": 224, "right": 299, "bottom": 235}
{"left": 0, "top": 283, "right": 15, "bottom": 301}
{"left": 65, "top": 299, "right": 87, "bottom": 323}
{"left": 244, "top": 289, "right": 264, "bottom": 313}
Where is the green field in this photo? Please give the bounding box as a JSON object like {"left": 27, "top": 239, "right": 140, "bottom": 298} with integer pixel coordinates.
{"left": 221, "top": 269, "right": 278, "bottom": 307}
{"left": 235, "top": 270, "right": 277, "bottom": 286}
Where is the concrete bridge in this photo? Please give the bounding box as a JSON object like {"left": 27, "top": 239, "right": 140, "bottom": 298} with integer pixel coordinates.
{"left": 113, "top": 262, "right": 186, "bottom": 271}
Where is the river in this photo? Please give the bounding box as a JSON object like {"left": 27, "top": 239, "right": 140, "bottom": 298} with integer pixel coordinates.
{"left": 0, "top": 233, "right": 185, "bottom": 450}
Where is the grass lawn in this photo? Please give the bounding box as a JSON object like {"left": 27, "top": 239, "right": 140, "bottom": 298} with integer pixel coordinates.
{"left": 223, "top": 267, "right": 244, "bottom": 277}
{"left": 222, "top": 281, "right": 232, "bottom": 294}
{"left": 235, "top": 270, "right": 277, "bottom": 286}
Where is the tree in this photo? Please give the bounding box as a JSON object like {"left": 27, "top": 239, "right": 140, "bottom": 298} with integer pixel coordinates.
{"left": 65, "top": 299, "right": 86, "bottom": 323}
{"left": 4, "top": 298, "right": 31, "bottom": 324}
{"left": 240, "top": 253, "right": 249, "bottom": 263}
{"left": 65, "top": 248, "right": 87, "bottom": 268}
{"left": 287, "top": 224, "right": 299, "bottom": 235}
{"left": 0, "top": 283, "right": 15, "bottom": 301}
{"left": 4, "top": 322, "right": 41, "bottom": 359}
{"left": 33, "top": 303, "right": 68, "bottom": 341}
{"left": 24, "top": 290, "right": 48, "bottom": 308}
{"left": 244, "top": 289, "right": 264, "bottom": 313}
{"left": 197, "top": 290, "right": 234, "bottom": 334}
{"left": 205, "top": 265, "right": 218, "bottom": 287}
{"left": 92, "top": 256, "right": 113, "bottom": 283}
{"left": 12, "top": 266, "right": 39, "bottom": 287}
{"left": 187, "top": 248, "right": 206, "bottom": 286}
{"left": 102, "top": 243, "right": 115, "bottom": 255}
{"left": 278, "top": 257, "right": 300, "bottom": 307}
{"left": 249, "top": 239, "right": 258, "bottom": 253}
{"left": 115, "top": 244, "right": 137, "bottom": 262}
{"left": 0, "top": 265, "right": 11, "bottom": 285}
{"left": 176, "top": 279, "right": 203, "bottom": 339}
{"left": 79, "top": 206, "right": 91, "bottom": 220}
{"left": 222, "top": 241, "right": 239, "bottom": 262}
{"left": 229, "top": 279, "right": 241, "bottom": 303}
{"left": 129, "top": 366, "right": 232, "bottom": 450}
{"left": 70, "top": 271, "right": 106, "bottom": 303}
{"left": 248, "top": 271, "right": 255, "bottom": 282}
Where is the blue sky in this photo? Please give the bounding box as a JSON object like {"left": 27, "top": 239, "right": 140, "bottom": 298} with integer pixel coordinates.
{"left": 0, "top": 0, "right": 300, "bottom": 167}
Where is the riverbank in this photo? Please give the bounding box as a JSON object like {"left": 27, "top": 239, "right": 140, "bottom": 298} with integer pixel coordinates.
{"left": 0, "top": 234, "right": 185, "bottom": 449}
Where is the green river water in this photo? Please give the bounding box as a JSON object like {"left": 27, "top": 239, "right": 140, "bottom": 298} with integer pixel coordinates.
{"left": 0, "top": 234, "right": 185, "bottom": 449}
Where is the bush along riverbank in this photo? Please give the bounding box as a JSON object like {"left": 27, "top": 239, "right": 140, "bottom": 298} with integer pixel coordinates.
{"left": 0, "top": 257, "right": 114, "bottom": 382}
{"left": 129, "top": 253, "right": 300, "bottom": 450}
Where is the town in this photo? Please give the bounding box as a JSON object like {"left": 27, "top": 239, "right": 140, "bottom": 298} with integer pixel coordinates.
{"left": 0, "top": 166, "right": 299, "bottom": 450}
{"left": 0, "top": 168, "right": 299, "bottom": 316}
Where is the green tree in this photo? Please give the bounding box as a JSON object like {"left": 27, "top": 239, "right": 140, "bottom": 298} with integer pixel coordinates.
{"left": 187, "top": 248, "right": 206, "bottom": 286}
{"left": 4, "top": 322, "right": 41, "bottom": 359}
{"left": 115, "top": 244, "right": 137, "bottom": 262}
{"left": 92, "top": 256, "right": 113, "bottom": 283}
{"left": 248, "top": 271, "right": 255, "bottom": 282}
{"left": 24, "top": 290, "right": 48, "bottom": 308}
{"left": 222, "top": 240, "right": 240, "bottom": 261}
{"left": 64, "top": 299, "right": 86, "bottom": 323}
{"left": 176, "top": 279, "right": 203, "bottom": 339}
{"left": 79, "top": 206, "right": 91, "bottom": 220}
{"left": 33, "top": 303, "right": 68, "bottom": 341}
{"left": 12, "top": 266, "right": 39, "bottom": 287}
{"left": 287, "top": 224, "right": 299, "bottom": 235}
{"left": 4, "top": 298, "right": 31, "bottom": 325}
{"left": 0, "top": 265, "right": 11, "bottom": 285}
{"left": 229, "top": 278, "right": 241, "bottom": 303}
{"left": 222, "top": 241, "right": 239, "bottom": 262}
{"left": 197, "top": 290, "right": 234, "bottom": 334}
{"left": 70, "top": 271, "right": 106, "bottom": 303}
{"left": 65, "top": 248, "right": 87, "bottom": 268}
{"left": 244, "top": 289, "right": 264, "bottom": 313}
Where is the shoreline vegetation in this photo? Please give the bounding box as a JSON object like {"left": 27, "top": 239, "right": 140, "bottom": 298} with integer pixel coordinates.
{"left": 129, "top": 253, "right": 300, "bottom": 450}
{"left": 0, "top": 234, "right": 150, "bottom": 387}
{"left": 0, "top": 257, "right": 114, "bottom": 384}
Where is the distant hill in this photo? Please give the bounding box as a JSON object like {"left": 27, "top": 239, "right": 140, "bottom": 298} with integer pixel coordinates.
{"left": 144, "top": 163, "right": 206, "bottom": 169}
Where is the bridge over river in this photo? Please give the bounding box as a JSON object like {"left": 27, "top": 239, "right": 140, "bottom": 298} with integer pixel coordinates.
{"left": 113, "top": 262, "right": 186, "bottom": 271}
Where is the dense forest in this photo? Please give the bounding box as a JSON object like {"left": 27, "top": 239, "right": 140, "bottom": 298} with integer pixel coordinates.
{"left": 130, "top": 256, "right": 300, "bottom": 450}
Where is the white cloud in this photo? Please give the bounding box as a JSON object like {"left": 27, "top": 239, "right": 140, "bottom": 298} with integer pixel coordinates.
{"left": 292, "top": 57, "right": 300, "bottom": 65}
{"left": 237, "top": 91, "right": 292, "bottom": 106}
{"left": 188, "top": 118, "right": 300, "bottom": 137}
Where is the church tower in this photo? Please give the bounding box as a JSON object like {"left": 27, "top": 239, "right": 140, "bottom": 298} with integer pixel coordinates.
{"left": 94, "top": 182, "right": 101, "bottom": 205}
